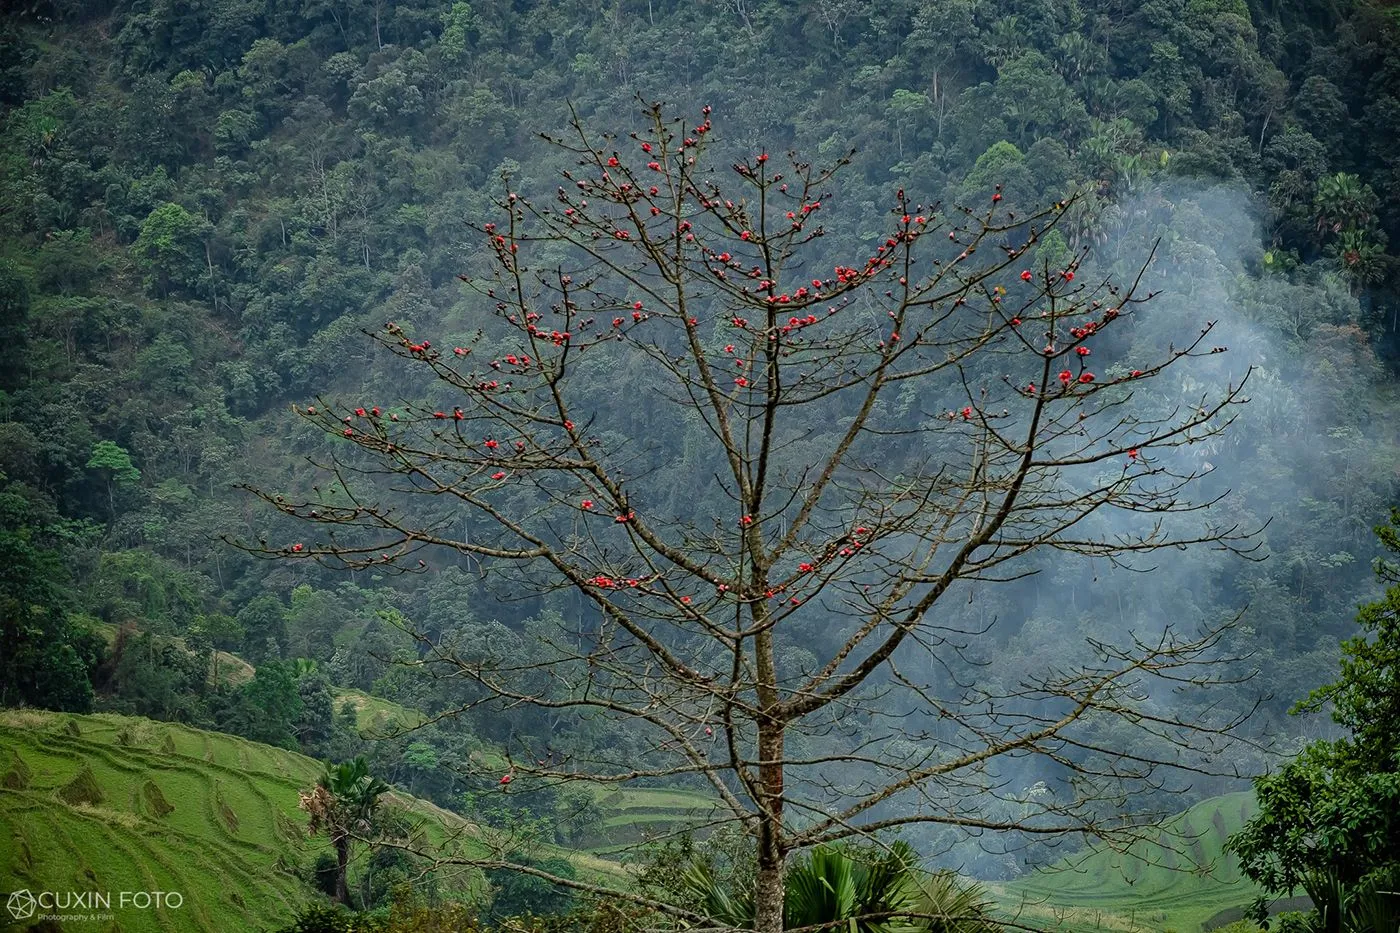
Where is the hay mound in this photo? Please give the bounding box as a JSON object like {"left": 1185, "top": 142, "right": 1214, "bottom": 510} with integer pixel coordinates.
{"left": 219, "top": 799, "right": 239, "bottom": 833}
{"left": 142, "top": 780, "right": 174, "bottom": 818}
{"left": 58, "top": 766, "right": 104, "bottom": 806}
{"left": 2, "top": 752, "right": 31, "bottom": 790}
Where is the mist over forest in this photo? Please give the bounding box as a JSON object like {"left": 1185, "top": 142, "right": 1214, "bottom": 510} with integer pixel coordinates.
{"left": 2, "top": 0, "right": 1399, "bottom": 930}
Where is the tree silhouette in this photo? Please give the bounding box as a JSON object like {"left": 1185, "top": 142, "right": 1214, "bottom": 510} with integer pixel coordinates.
{"left": 250, "top": 103, "right": 1258, "bottom": 931}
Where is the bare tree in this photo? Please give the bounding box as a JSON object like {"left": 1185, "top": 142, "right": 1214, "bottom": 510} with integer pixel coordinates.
{"left": 244, "top": 103, "right": 1258, "bottom": 932}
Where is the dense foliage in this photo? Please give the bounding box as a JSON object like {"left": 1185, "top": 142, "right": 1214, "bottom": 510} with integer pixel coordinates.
{"left": 2, "top": 0, "right": 1400, "bottom": 896}
{"left": 1227, "top": 508, "right": 1400, "bottom": 932}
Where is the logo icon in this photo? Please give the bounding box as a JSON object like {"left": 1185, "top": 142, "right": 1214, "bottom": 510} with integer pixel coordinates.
{"left": 6, "top": 890, "right": 36, "bottom": 920}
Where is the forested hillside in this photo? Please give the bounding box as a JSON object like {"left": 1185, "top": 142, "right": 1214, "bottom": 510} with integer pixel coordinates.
{"left": 3, "top": 0, "right": 1400, "bottom": 909}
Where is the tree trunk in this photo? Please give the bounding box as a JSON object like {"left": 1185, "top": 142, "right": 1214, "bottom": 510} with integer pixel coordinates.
{"left": 334, "top": 833, "right": 350, "bottom": 905}
{"left": 753, "top": 722, "right": 786, "bottom": 932}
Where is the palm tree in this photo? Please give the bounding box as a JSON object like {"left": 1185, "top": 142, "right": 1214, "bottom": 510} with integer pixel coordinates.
{"left": 1313, "top": 172, "right": 1374, "bottom": 237}
{"left": 683, "top": 841, "right": 996, "bottom": 932}
{"left": 299, "top": 757, "right": 390, "bottom": 905}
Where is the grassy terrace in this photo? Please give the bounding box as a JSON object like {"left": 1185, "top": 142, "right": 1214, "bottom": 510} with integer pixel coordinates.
{"left": 0, "top": 710, "right": 486, "bottom": 931}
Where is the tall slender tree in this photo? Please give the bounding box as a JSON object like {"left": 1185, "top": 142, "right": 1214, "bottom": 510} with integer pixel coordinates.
{"left": 251, "top": 103, "right": 1257, "bottom": 931}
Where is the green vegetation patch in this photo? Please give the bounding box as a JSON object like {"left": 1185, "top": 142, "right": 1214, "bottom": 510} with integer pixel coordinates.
{"left": 997, "top": 793, "right": 1261, "bottom": 932}
{"left": 0, "top": 710, "right": 485, "bottom": 932}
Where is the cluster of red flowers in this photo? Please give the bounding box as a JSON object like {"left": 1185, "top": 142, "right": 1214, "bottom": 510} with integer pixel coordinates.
{"left": 837, "top": 526, "right": 871, "bottom": 558}
{"left": 780, "top": 314, "right": 819, "bottom": 336}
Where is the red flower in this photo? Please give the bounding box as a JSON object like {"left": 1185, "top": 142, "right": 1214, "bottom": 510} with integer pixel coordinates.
{"left": 564, "top": 419, "right": 574, "bottom": 430}
{"left": 724, "top": 344, "right": 735, "bottom": 353}
{"left": 704, "top": 726, "right": 713, "bottom": 736}
{"left": 1011, "top": 317, "right": 1021, "bottom": 326}
{"left": 961, "top": 406, "right": 972, "bottom": 419}
{"left": 607, "top": 156, "right": 619, "bottom": 167}
{"left": 647, "top": 161, "right": 660, "bottom": 171}
{"left": 798, "top": 562, "right": 814, "bottom": 572}
{"left": 355, "top": 407, "right": 366, "bottom": 417}
{"left": 306, "top": 406, "right": 316, "bottom": 414}
{"left": 641, "top": 142, "right": 652, "bottom": 152}
{"left": 581, "top": 499, "right": 593, "bottom": 510}
{"left": 992, "top": 193, "right": 1002, "bottom": 202}
{"left": 735, "top": 376, "right": 749, "bottom": 387}
{"left": 1079, "top": 372, "right": 1095, "bottom": 383}
{"left": 1058, "top": 370, "right": 1073, "bottom": 384}
{"left": 739, "top": 515, "right": 754, "bottom": 526}
{"left": 1020, "top": 270, "right": 1032, "bottom": 281}
{"left": 485, "top": 439, "right": 499, "bottom": 449}
{"left": 1131, "top": 369, "right": 1142, "bottom": 377}
{"left": 454, "top": 409, "right": 464, "bottom": 420}
{"left": 1077, "top": 346, "right": 1090, "bottom": 356}
{"left": 291, "top": 543, "right": 304, "bottom": 552}
{"left": 454, "top": 346, "right": 467, "bottom": 356}
{"left": 615, "top": 511, "right": 635, "bottom": 523}
{"left": 1026, "top": 383, "right": 1036, "bottom": 394}
{"left": 343, "top": 428, "right": 354, "bottom": 437}
{"left": 740, "top": 231, "right": 752, "bottom": 241}
{"left": 491, "top": 471, "right": 506, "bottom": 480}
{"left": 1063, "top": 271, "right": 1075, "bottom": 281}
{"left": 756, "top": 153, "right": 768, "bottom": 163}
{"left": 1128, "top": 448, "right": 1139, "bottom": 459}
{"left": 613, "top": 318, "right": 624, "bottom": 327}
{"left": 633, "top": 301, "right": 643, "bottom": 310}
{"left": 371, "top": 407, "right": 380, "bottom": 416}
{"left": 500, "top": 774, "right": 512, "bottom": 785}
{"left": 681, "top": 595, "right": 691, "bottom": 604}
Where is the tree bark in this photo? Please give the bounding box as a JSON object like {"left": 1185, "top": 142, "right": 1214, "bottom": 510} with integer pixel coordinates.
{"left": 753, "top": 721, "right": 786, "bottom": 932}
{"left": 334, "top": 833, "right": 350, "bottom": 905}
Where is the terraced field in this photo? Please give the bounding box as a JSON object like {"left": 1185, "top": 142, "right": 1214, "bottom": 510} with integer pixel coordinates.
{"left": 1, "top": 706, "right": 1286, "bottom": 933}
{"left": 995, "top": 792, "right": 1265, "bottom": 932}
{"left": 330, "top": 688, "right": 426, "bottom": 735}
{"left": 586, "top": 786, "right": 722, "bottom": 854}
{"left": 0, "top": 710, "right": 480, "bottom": 932}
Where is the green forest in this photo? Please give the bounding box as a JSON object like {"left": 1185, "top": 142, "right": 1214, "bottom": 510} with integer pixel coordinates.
{"left": 2, "top": 0, "right": 1400, "bottom": 930}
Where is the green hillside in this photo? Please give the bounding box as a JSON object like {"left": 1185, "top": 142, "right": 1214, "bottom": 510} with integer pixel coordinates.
{"left": 0, "top": 709, "right": 482, "bottom": 932}
{"left": 995, "top": 793, "right": 1264, "bottom": 932}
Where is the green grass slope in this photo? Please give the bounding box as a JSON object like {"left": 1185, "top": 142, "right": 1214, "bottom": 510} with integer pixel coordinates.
{"left": 326, "top": 687, "right": 718, "bottom": 855}
{"left": 995, "top": 792, "right": 1262, "bottom": 932}
{"left": 0, "top": 709, "right": 481, "bottom": 932}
